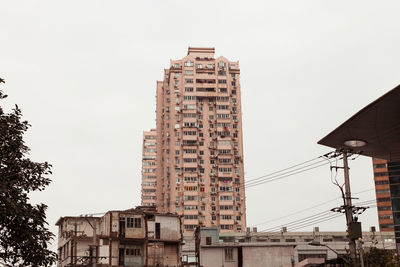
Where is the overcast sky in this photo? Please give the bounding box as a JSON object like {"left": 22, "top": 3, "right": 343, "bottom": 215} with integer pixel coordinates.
{"left": 1, "top": 0, "right": 400, "bottom": 252}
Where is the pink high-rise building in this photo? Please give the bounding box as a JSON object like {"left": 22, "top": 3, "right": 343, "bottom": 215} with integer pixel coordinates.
{"left": 141, "top": 129, "right": 157, "bottom": 206}
{"left": 153, "top": 47, "right": 246, "bottom": 232}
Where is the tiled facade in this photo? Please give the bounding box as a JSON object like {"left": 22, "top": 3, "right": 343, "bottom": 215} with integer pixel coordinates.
{"left": 154, "top": 47, "right": 246, "bottom": 233}
{"left": 373, "top": 158, "right": 393, "bottom": 231}
{"left": 141, "top": 129, "right": 157, "bottom": 206}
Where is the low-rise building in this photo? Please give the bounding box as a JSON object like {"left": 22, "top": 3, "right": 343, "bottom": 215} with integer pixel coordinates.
{"left": 56, "top": 206, "right": 183, "bottom": 267}
{"left": 182, "top": 226, "right": 396, "bottom": 267}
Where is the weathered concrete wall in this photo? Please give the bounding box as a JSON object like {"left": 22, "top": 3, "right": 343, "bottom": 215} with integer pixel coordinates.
{"left": 111, "top": 212, "right": 119, "bottom": 236}
{"left": 156, "top": 215, "right": 180, "bottom": 240}
{"left": 124, "top": 215, "right": 145, "bottom": 238}
{"left": 99, "top": 213, "right": 110, "bottom": 236}
{"left": 200, "top": 247, "right": 237, "bottom": 267}
{"left": 111, "top": 240, "right": 119, "bottom": 266}
{"left": 200, "top": 227, "right": 219, "bottom": 245}
{"left": 242, "top": 246, "right": 294, "bottom": 267}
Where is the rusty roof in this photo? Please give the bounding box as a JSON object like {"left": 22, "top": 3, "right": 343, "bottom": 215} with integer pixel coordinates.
{"left": 318, "top": 84, "right": 400, "bottom": 161}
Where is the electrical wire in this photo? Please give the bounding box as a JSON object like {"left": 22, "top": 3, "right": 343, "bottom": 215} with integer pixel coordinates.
{"left": 250, "top": 188, "right": 374, "bottom": 227}
{"left": 252, "top": 197, "right": 377, "bottom": 236}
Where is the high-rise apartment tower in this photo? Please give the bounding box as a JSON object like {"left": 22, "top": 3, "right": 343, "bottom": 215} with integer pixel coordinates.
{"left": 141, "top": 129, "right": 157, "bottom": 206}
{"left": 155, "top": 47, "right": 246, "bottom": 232}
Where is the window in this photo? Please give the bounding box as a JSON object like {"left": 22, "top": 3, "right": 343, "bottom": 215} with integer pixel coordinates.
{"left": 376, "top": 189, "right": 390, "bottom": 194}
{"left": 218, "top": 79, "right": 227, "bottom": 84}
{"left": 183, "top": 104, "right": 196, "bottom": 110}
{"left": 127, "top": 217, "right": 134, "bottom": 228}
{"left": 219, "top": 196, "right": 233, "bottom": 201}
{"left": 217, "top": 114, "right": 230, "bottom": 119}
{"left": 184, "top": 224, "right": 197, "bottom": 230}
{"left": 218, "top": 149, "right": 231, "bottom": 155}
{"left": 126, "top": 247, "right": 141, "bottom": 256}
{"left": 374, "top": 163, "right": 387, "bottom": 168}
{"left": 184, "top": 177, "right": 197, "bottom": 182}
{"left": 183, "top": 95, "right": 196, "bottom": 101}
{"left": 134, "top": 218, "right": 141, "bottom": 228}
{"left": 218, "top": 71, "right": 226, "bottom": 76}
{"left": 185, "top": 79, "right": 193, "bottom": 83}
{"left": 220, "top": 205, "right": 233, "bottom": 210}
{"left": 219, "top": 88, "right": 227, "bottom": 93}
{"left": 184, "top": 186, "right": 198, "bottom": 191}
{"left": 184, "top": 195, "right": 198, "bottom": 201}
{"left": 375, "top": 172, "right": 388, "bottom": 177}
{"left": 218, "top": 167, "right": 232, "bottom": 173}
{"left": 217, "top": 105, "right": 230, "bottom": 110}
{"left": 185, "top": 87, "right": 194, "bottom": 92}
{"left": 184, "top": 205, "right": 198, "bottom": 210}
{"left": 185, "top": 70, "right": 194, "bottom": 75}
{"left": 184, "top": 215, "right": 198, "bottom": 220}
{"left": 185, "top": 61, "right": 194, "bottom": 67}
{"left": 375, "top": 180, "right": 389, "bottom": 185}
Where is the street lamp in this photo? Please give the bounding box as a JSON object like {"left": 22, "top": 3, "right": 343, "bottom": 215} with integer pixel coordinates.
{"left": 343, "top": 139, "right": 367, "bottom": 148}
{"left": 308, "top": 240, "right": 350, "bottom": 265}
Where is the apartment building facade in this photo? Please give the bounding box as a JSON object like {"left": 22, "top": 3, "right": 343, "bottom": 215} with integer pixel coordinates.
{"left": 154, "top": 47, "right": 246, "bottom": 233}
{"left": 373, "top": 158, "right": 394, "bottom": 231}
{"left": 56, "top": 206, "right": 183, "bottom": 267}
{"left": 372, "top": 158, "right": 400, "bottom": 249}
{"left": 141, "top": 129, "right": 157, "bottom": 206}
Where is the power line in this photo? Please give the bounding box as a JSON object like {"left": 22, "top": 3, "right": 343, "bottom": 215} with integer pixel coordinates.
{"left": 245, "top": 161, "right": 333, "bottom": 188}
{"left": 244, "top": 156, "right": 325, "bottom": 184}
{"left": 253, "top": 198, "right": 377, "bottom": 235}
{"left": 173, "top": 151, "right": 338, "bottom": 203}
{"left": 250, "top": 188, "right": 374, "bottom": 227}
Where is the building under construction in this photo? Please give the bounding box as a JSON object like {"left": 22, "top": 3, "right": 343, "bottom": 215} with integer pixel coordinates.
{"left": 56, "top": 206, "right": 183, "bottom": 267}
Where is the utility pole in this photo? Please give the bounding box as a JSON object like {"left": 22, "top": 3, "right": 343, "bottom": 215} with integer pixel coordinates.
{"left": 357, "top": 238, "right": 365, "bottom": 267}
{"left": 343, "top": 151, "right": 357, "bottom": 263}
{"left": 92, "top": 220, "right": 97, "bottom": 267}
